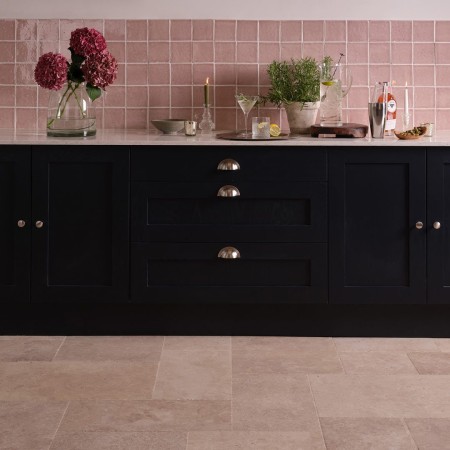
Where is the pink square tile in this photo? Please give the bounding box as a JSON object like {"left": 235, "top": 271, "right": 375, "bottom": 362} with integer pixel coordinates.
{"left": 37, "top": 89, "right": 49, "bottom": 108}
{"left": 0, "top": 42, "right": 14, "bottom": 62}
{"left": 105, "top": 20, "right": 125, "bottom": 41}
{"left": 148, "top": 42, "right": 169, "bottom": 62}
{"left": 391, "top": 21, "right": 412, "bottom": 42}
{"left": 303, "top": 21, "right": 324, "bottom": 42}
{"left": 171, "top": 20, "right": 192, "bottom": 41}
{"left": 215, "top": 108, "right": 236, "bottom": 131}
{"left": 346, "top": 109, "right": 369, "bottom": 126}
{"left": 236, "top": 64, "right": 258, "bottom": 85}
{"left": 0, "top": 108, "right": 14, "bottom": 128}
{"left": 414, "top": 65, "right": 435, "bottom": 86}
{"left": 348, "top": 21, "right": 368, "bottom": 42}
{"left": 15, "top": 64, "right": 34, "bottom": 85}
{"left": 347, "top": 43, "right": 368, "bottom": 63}
{"left": 16, "top": 86, "right": 37, "bottom": 107}
{"left": 436, "top": 21, "right": 450, "bottom": 42}
{"left": 349, "top": 65, "right": 369, "bottom": 86}
{"left": 171, "top": 86, "right": 192, "bottom": 107}
{"left": 238, "top": 42, "right": 258, "bottom": 63}
{"left": 281, "top": 21, "right": 302, "bottom": 42}
{"left": 193, "top": 86, "right": 214, "bottom": 107}
{"left": 259, "top": 21, "right": 280, "bottom": 42}
{"left": 193, "top": 20, "right": 213, "bottom": 41}
{"left": 259, "top": 43, "right": 279, "bottom": 63}
{"left": 215, "top": 64, "right": 236, "bottom": 85}
{"left": 148, "top": 108, "right": 170, "bottom": 122}
{"left": 16, "top": 108, "right": 37, "bottom": 129}
{"left": 413, "top": 21, "right": 434, "bottom": 42}
{"left": 84, "top": 20, "right": 103, "bottom": 33}
{"left": 127, "top": 20, "right": 147, "bottom": 41}
{"left": 414, "top": 109, "right": 435, "bottom": 127}
{"left": 126, "top": 42, "right": 147, "bottom": 63}
{"left": 302, "top": 43, "right": 324, "bottom": 61}
{"left": 126, "top": 64, "right": 148, "bottom": 85}
{"left": 436, "top": 109, "right": 450, "bottom": 130}
{"left": 37, "top": 20, "right": 59, "bottom": 41}
{"left": 215, "top": 86, "right": 237, "bottom": 107}
{"left": 214, "top": 42, "right": 235, "bottom": 63}
{"left": 126, "top": 108, "right": 147, "bottom": 129}
{"left": 16, "top": 41, "right": 37, "bottom": 62}
{"left": 391, "top": 43, "right": 412, "bottom": 64}
{"left": 0, "top": 20, "right": 15, "bottom": 40}
{"left": 369, "top": 21, "right": 390, "bottom": 42}
{"left": 369, "top": 65, "right": 391, "bottom": 85}
{"left": 259, "top": 65, "right": 270, "bottom": 86}
{"left": 148, "top": 63, "right": 170, "bottom": 84}
{"left": 237, "top": 21, "right": 258, "bottom": 41}
{"left": 0, "top": 64, "right": 14, "bottom": 84}
{"left": 193, "top": 64, "right": 214, "bottom": 84}
{"left": 171, "top": 64, "right": 193, "bottom": 85}
{"left": 108, "top": 42, "right": 125, "bottom": 61}
{"left": 38, "top": 41, "right": 59, "bottom": 55}
{"left": 257, "top": 108, "right": 281, "bottom": 125}
{"left": 392, "top": 65, "right": 412, "bottom": 86}
{"left": 324, "top": 43, "right": 346, "bottom": 61}
{"left": 436, "top": 43, "right": 450, "bottom": 64}
{"left": 148, "top": 20, "right": 169, "bottom": 41}
{"left": 148, "top": 86, "right": 170, "bottom": 107}
{"left": 0, "top": 86, "right": 14, "bottom": 106}
{"left": 171, "top": 42, "right": 192, "bottom": 63}
{"left": 59, "top": 20, "right": 83, "bottom": 41}
{"left": 171, "top": 108, "right": 192, "bottom": 120}
{"left": 325, "top": 21, "right": 346, "bottom": 42}
{"left": 348, "top": 86, "right": 370, "bottom": 108}
{"left": 16, "top": 19, "right": 37, "bottom": 40}
{"left": 127, "top": 86, "right": 148, "bottom": 107}
{"left": 416, "top": 87, "right": 436, "bottom": 108}
{"left": 437, "top": 65, "right": 450, "bottom": 86}
{"left": 193, "top": 42, "right": 214, "bottom": 62}
{"left": 414, "top": 43, "right": 436, "bottom": 64}
{"left": 103, "top": 86, "right": 125, "bottom": 107}
{"left": 37, "top": 108, "right": 47, "bottom": 128}
{"left": 215, "top": 20, "right": 236, "bottom": 41}
{"left": 115, "top": 63, "right": 125, "bottom": 85}
{"left": 281, "top": 43, "right": 302, "bottom": 60}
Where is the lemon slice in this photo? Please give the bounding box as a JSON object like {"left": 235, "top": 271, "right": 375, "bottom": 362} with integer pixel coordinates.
{"left": 322, "top": 80, "right": 335, "bottom": 86}
{"left": 269, "top": 124, "right": 281, "bottom": 137}
{"left": 257, "top": 121, "right": 268, "bottom": 129}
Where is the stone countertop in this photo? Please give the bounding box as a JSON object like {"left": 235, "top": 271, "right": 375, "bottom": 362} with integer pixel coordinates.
{"left": 0, "top": 129, "right": 449, "bottom": 146}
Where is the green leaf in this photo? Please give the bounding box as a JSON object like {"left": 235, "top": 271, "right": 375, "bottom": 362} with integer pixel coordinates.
{"left": 86, "top": 84, "right": 102, "bottom": 102}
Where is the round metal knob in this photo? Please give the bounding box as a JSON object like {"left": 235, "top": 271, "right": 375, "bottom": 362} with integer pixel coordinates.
{"left": 35, "top": 220, "right": 44, "bottom": 229}
{"left": 217, "top": 246, "right": 241, "bottom": 259}
{"left": 217, "top": 158, "right": 240, "bottom": 171}
{"left": 416, "top": 221, "right": 424, "bottom": 230}
{"left": 433, "top": 221, "right": 441, "bottom": 230}
{"left": 17, "top": 220, "right": 26, "bottom": 228}
{"left": 217, "top": 185, "right": 240, "bottom": 197}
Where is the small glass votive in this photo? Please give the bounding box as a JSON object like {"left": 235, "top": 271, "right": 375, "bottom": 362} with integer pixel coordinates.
{"left": 252, "top": 117, "right": 270, "bottom": 139}
{"left": 402, "top": 113, "right": 411, "bottom": 131}
{"left": 420, "top": 122, "right": 434, "bottom": 137}
{"left": 184, "top": 120, "right": 197, "bottom": 136}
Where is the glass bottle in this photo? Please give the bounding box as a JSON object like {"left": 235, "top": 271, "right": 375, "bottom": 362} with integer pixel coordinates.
{"left": 378, "top": 81, "right": 396, "bottom": 136}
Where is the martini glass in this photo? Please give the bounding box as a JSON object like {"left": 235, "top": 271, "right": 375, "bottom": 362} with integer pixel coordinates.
{"left": 236, "top": 94, "right": 259, "bottom": 137}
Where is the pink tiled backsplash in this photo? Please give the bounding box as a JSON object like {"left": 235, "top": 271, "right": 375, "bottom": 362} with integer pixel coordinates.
{"left": 1, "top": 19, "right": 449, "bottom": 131}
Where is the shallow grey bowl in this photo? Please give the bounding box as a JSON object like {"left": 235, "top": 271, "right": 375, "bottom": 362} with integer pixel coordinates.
{"left": 151, "top": 119, "right": 186, "bottom": 135}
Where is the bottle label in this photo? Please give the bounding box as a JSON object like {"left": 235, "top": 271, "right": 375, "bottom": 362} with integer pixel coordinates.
{"left": 386, "top": 118, "right": 396, "bottom": 130}
{"left": 387, "top": 99, "right": 397, "bottom": 113}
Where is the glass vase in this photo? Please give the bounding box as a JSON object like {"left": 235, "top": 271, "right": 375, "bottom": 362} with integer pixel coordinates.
{"left": 47, "top": 81, "right": 96, "bottom": 137}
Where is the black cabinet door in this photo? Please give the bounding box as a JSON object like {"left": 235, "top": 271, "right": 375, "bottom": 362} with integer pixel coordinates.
{"left": 427, "top": 149, "right": 450, "bottom": 304}
{"left": 0, "top": 146, "right": 31, "bottom": 303}
{"left": 31, "top": 146, "right": 129, "bottom": 303}
{"left": 329, "top": 148, "right": 426, "bottom": 304}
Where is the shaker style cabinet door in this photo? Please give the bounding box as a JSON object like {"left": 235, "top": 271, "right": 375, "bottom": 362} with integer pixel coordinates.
{"left": 31, "top": 146, "right": 129, "bottom": 303}
{"left": 0, "top": 147, "right": 31, "bottom": 303}
{"left": 329, "top": 148, "right": 426, "bottom": 304}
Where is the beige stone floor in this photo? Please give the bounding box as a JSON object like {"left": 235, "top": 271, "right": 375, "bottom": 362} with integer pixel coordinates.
{"left": 1, "top": 337, "right": 450, "bottom": 449}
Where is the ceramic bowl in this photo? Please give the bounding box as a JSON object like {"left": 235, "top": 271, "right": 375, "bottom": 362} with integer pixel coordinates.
{"left": 151, "top": 119, "right": 186, "bottom": 135}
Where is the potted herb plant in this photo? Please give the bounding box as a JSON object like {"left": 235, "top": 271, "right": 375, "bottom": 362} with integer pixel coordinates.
{"left": 261, "top": 57, "right": 323, "bottom": 134}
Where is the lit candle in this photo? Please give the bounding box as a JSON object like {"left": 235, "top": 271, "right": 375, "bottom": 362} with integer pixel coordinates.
{"left": 204, "top": 77, "right": 209, "bottom": 106}
{"left": 404, "top": 82, "right": 409, "bottom": 116}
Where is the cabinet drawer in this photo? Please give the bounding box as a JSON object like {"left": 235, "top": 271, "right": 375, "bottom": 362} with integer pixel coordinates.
{"left": 131, "top": 242, "right": 328, "bottom": 303}
{"left": 131, "top": 147, "right": 327, "bottom": 182}
{"left": 131, "top": 181, "right": 327, "bottom": 242}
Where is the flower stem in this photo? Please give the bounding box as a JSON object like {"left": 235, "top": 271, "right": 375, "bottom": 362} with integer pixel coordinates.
{"left": 47, "top": 81, "right": 86, "bottom": 128}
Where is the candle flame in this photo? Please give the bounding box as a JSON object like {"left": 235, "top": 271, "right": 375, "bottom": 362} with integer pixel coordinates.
{"left": 206, "top": 77, "right": 209, "bottom": 85}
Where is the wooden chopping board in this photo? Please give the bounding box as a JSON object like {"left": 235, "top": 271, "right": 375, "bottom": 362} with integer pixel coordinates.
{"left": 311, "top": 123, "right": 368, "bottom": 138}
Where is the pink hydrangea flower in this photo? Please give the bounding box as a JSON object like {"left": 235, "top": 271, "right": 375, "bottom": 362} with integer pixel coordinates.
{"left": 34, "top": 52, "right": 68, "bottom": 90}
{"left": 82, "top": 50, "right": 118, "bottom": 89}
{"left": 70, "top": 27, "right": 107, "bottom": 57}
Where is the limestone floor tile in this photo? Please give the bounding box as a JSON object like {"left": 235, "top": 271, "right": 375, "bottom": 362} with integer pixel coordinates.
{"left": 232, "top": 337, "right": 343, "bottom": 374}
{"left": 310, "top": 374, "right": 450, "bottom": 418}
{"left": 0, "top": 361, "right": 158, "bottom": 400}
{"left": 339, "top": 352, "right": 418, "bottom": 374}
{"left": 405, "top": 418, "right": 450, "bottom": 450}
{"left": 164, "top": 336, "right": 231, "bottom": 352}
{"left": 50, "top": 431, "right": 187, "bottom": 450}
{"left": 0, "top": 400, "right": 68, "bottom": 450}
{"left": 434, "top": 339, "right": 450, "bottom": 352}
{"left": 153, "top": 349, "right": 231, "bottom": 400}
{"left": 187, "top": 431, "right": 326, "bottom": 450}
{"left": 320, "top": 418, "right": 417, "bottom": 450}
{"left": 58, "top": 400, "right": 231, "bottom": 432}
{"left": 408, "top": 352, "right": 450, "bottom": 374}
{"left": 0, "top": 336, "right": 65, "bottom": 361}
{"left": 232, "top": 372, "right": 323, "bottom": 437}
{"left": 54, "top": 336, "right": 164, "bottom": 362}
{"left": 334, "top": 338, "right": 439, "bottom": 353}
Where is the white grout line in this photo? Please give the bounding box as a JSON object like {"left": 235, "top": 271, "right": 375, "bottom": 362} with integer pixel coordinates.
{"left": 52, "top": 336, "right": 67, "bottom": 361}
{"left": 307, "top": 374, "right": 328, "bottom": 450}
{"left": 150, "top": 335, "right": 164, "bottom": 399}
{"left": 48, "top": 400, "right": 70, "bottom": 450}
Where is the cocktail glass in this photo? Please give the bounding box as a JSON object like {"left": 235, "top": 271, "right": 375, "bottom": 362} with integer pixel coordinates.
{"left": 236, "top": 94, "right": 259, "bottom": 137}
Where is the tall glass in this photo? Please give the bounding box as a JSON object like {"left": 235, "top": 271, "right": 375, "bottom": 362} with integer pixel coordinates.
{"left": 235, "top": 94, "right": 258, "bottom": 137}
{"left": 319, "top": 63, "right": 352, "bottom": 127}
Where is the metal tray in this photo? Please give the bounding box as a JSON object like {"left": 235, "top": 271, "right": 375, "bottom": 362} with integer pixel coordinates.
{"left": 216, "top": 132, "right": 290, "bottom": 141}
